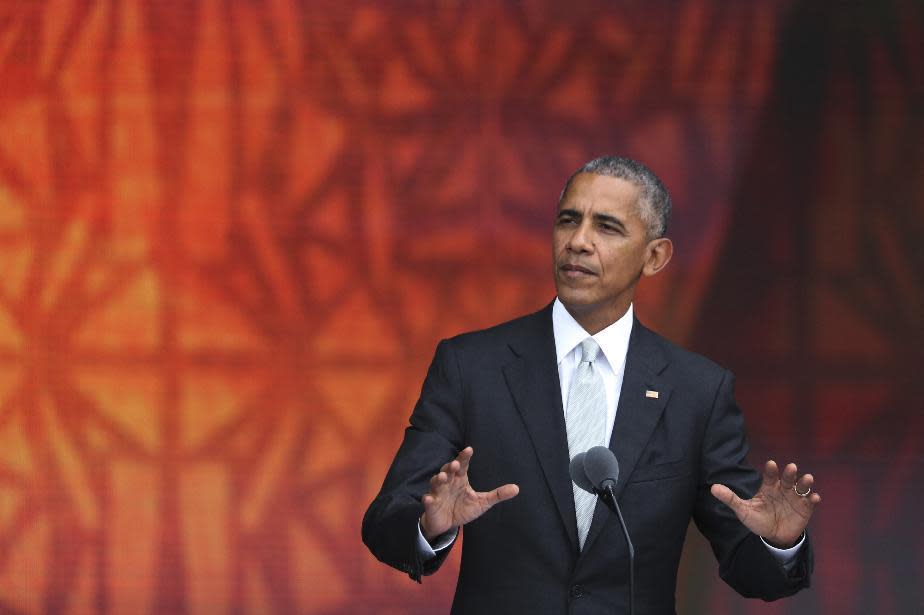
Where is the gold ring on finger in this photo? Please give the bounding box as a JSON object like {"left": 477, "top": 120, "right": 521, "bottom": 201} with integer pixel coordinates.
{"left": 793, "top": 484, "right": 811, "bottom": 497}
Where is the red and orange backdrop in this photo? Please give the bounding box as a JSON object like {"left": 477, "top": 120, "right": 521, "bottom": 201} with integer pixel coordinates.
{"left": 1, "top": 1, "right": 921, "bottom": 613}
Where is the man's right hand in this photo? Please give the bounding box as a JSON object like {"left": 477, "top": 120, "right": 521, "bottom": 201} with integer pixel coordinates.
{"left": 420, "top": 446, "right": 520, "bottom": 541}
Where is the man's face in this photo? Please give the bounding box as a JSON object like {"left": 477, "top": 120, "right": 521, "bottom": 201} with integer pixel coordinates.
{"left": 552, "top": 172, "right": 668, "bottom": 332}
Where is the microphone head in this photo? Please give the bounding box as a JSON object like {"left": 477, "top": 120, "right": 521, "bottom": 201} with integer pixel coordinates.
{"left": 583, "top": 446, "right": 620, "bottom": 491}
{"left": 569, "top": 452, "right": 595, "bottom": 494}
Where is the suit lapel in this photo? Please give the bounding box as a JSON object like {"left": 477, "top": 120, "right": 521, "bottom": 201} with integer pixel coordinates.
{"left": 581, "top": 319, "right": 672, "bottom": 555}
{"left": 502, "top": 305, "right": 579, "bottom": 553}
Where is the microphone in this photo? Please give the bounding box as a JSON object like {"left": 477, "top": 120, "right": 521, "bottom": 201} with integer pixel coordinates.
{"left": 583, "top": 445, "right": 620, "bottom": 491}
{"left": 570, "top": 446, "right": 635, "bottom": 615}
{"left": 569, "top": 452, "right": 595, "bottom": 494}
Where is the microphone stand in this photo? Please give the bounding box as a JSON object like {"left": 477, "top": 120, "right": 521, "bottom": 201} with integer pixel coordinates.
{"left": 600, "top": 483, "right": 634, "bottom": 615}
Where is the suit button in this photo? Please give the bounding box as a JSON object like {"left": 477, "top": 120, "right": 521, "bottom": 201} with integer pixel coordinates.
{"left": 569, "top": 584, "right": 584, "bottom": 599}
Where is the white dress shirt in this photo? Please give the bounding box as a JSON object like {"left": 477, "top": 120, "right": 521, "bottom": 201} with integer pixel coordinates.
{"left": 553, "top": 298, "right": 632, "bottom": 448}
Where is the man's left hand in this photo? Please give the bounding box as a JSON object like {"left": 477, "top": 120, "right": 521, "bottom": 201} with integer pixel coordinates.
{"left": 711, "top": 460, "right": 821, "bottom": 548}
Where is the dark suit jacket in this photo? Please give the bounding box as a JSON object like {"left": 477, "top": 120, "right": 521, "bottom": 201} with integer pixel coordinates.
{"left": 363, "top": 304, "right": 812, "bottom": 614}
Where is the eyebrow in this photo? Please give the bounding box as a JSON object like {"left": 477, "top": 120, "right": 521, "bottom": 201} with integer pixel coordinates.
{"left": 557, "top": 208, "right": 628, "bottom": 232}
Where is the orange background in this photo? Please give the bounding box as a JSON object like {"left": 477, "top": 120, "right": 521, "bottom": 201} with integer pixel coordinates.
{"left": 1, "top": 1, "right": 921, "bottom": 613}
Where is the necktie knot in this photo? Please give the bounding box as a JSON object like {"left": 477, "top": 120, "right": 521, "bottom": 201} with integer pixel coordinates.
{"left": 579, "top": 338, "right": 601, "bottom": 364}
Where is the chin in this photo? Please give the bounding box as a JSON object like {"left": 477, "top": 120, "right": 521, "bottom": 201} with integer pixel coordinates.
{"left": 556, "top": 289, "right": 597, "bottom": 312}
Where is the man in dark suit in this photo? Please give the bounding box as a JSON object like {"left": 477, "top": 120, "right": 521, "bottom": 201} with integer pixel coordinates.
{"left": 362, "top": 157, "right": 819, "bottom": 614}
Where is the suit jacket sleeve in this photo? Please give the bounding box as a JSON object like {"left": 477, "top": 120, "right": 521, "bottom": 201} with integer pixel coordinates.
{"left": 693, "top": 368, "right": 814, "bottom": 600}
{"left": 362, "top": 339, "right": 466, "bottom": 582}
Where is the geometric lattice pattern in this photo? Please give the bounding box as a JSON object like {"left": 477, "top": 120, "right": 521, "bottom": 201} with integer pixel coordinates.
{"left": 691, "top": 3, "right": 924, "bottom": 613}
{"left": 1, "top": 1, "right": 920, "bottom": 613}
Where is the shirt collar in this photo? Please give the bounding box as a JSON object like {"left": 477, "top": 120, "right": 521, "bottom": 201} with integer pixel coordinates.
{"left": 552, "top": 298, "right": 634, "bottom": 366}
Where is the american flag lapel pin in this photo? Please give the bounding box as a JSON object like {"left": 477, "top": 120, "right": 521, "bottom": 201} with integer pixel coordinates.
{"left": 645, "top": 390, "right": 659, "bottom": 399}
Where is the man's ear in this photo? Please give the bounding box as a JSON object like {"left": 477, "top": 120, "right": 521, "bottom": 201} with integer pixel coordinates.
{"left": 642, "top": 237, "right": 673, "bottom": 277}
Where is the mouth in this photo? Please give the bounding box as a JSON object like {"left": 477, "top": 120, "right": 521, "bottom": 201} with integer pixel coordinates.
{"left": 559, "top": 263, "right": 597, "bottom": 278}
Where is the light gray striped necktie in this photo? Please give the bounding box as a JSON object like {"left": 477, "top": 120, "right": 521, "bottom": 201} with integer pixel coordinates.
{"left": 566, "top": 338, "right": 606, "bottom": 549}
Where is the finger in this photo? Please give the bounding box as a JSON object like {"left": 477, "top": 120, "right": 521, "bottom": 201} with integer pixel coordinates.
{"left": 419, "top": 499, "right": 445, "bottom": 540}
{"left": 421, "top": 494, "right": 442, "bottom": 521}
{"left": 492, "top": 483, "right": 519, "bottom": 503}
{"left": 710, "top": 484, "right": 745, "bottom": 515}
{"left": 761, "top": 460, "right": 779, "bottom": 488}
{"left": 791, "top": 473, "right": 817, "bottom": 502}
{"left": 456, "top": 446, "right": 474, "bottom": 474}
{"left": 795, "top": 473, "right": 814, "bottom": 492}
{"left": 478, "top": 483, "right": 520, "bottom": 510}
{"left": 429, "top": 471, "right": 448, "bottom": 491}
{"left": 779, "top": 463, "right": 798, "bottom": 490}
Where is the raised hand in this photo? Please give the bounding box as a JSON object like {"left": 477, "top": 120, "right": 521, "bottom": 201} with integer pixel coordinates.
{"left": 420, "top": 447, "right": 520, "bottom": 541}
{"left": 711, "top": 460, "right": 821, "bottom": 548}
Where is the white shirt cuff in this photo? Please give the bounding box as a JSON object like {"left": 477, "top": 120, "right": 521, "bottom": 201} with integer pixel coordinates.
{"left": 760, "top": 533, "right": 805, "bottom": 573}
{"left": 416, "top": 522, "right": 458, "bottom": 559}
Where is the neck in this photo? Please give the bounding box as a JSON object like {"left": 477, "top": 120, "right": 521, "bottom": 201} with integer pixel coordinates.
{"left": 563, "top": 300, "right": 631, "bottom": 335}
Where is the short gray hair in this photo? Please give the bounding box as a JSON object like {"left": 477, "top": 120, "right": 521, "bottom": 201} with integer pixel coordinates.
{"left": 559, "top": 156, "right": 672, "bottom": 238}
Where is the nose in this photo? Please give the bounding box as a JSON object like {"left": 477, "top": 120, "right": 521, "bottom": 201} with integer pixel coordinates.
{"left": 566, "top": 221, "right": 594, "bottom": 253}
